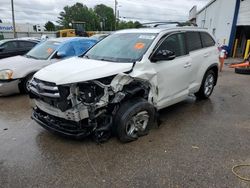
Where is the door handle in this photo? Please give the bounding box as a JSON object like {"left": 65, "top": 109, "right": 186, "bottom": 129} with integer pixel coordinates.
{"left": 184, "top": 62, "right": 191, "bottom": 68}
{"left": 204, "top": 53, "right": 209, "bottom": 57}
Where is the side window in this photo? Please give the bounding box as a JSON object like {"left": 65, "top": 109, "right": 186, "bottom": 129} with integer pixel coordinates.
{"left": 2, "top": 41, "right": 18, "bottom": 50}
{"left": 18, "top": 41, "right": 36, "bottom": 48}
{"left": 157, "top": 33, "right": 186, "bottom": 57}
{"left": 186, "top": 32, "right": 202, "bottom": 52}
{"left": 200, "top": 32, "right": 215, "bottom": 48}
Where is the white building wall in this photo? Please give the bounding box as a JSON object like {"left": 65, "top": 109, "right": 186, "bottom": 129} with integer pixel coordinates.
{"left": 0, "top": 31, "right": 56, "bottom": 39}
{"left": 237, "top": 0, "right": 250, "bottom": 26}
{"left": 196, "top": 0, "right": 237, "bottom": 46}
{"left": 0, "top": 23, "right": 45, "bottom": 32}
{"left": 189, "top": 6, "right": 197, "bottom": 20}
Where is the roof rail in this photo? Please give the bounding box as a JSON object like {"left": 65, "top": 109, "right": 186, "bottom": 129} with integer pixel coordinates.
{"left": 142, "top": 21, "right": 197, "bottom": 28}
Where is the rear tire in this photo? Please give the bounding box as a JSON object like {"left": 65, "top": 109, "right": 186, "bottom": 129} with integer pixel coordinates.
{"left": 235, "top": 67, "right": 250, "bottom": 75}
{"left": 195, "top": 70, "right": 216, "bottom": 100}
{"left": 114, "top": 98, "right": 155, "bottom": 143}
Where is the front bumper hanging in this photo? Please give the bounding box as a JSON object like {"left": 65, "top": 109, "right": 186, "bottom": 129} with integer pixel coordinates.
{"left": 32, "top": 107, "right": 93, "bottom": 139}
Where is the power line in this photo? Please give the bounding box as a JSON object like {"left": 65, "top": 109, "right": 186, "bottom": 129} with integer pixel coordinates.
{"left": 118, "top": 0, "right": 179, "bottom": 12}
{"left": 120, "top": 16, "right": 185, "bottom": 23}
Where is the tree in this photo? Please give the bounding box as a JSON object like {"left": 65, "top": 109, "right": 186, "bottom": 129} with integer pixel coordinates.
{"left": 57, "top": 3, "right": 99, "bottom": 31}
{"left": 117, "top": 20, "right": 142, "bottom": 30}
{"left": 44, "top": 21, "right": 55, "bottom": 31}
{"left": 134, "top": 21, "right": 142, "bottom": 28}
{"left": 57, "top": 3, "right": 141, "bottom": 31}
{"left": 94, "top": 4, "right": 115, "bottom": 31}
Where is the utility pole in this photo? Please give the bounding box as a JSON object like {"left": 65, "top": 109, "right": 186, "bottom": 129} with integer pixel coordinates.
{"left": 11, "top": 0, "right": 17, "bottom": 38}
{"left": 114, "top": 0, "right": 118, "bottom": 30}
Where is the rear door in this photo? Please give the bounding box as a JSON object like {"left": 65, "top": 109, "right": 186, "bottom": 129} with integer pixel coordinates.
{"left": 186, "top": 32, "right": 205, "bottom": 87}
{"left": 186, "top": 31, "right": 217, "bottom": 89}
{"left": 17, "top": 41, "right": 37, "bottom": 55}
{"left": 151, "top": 32, "right": 192, "bottom": 108}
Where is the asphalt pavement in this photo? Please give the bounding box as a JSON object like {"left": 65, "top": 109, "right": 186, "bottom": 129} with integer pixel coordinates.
{"left": 0, "top": 66, "right": 250, "bottom": 188}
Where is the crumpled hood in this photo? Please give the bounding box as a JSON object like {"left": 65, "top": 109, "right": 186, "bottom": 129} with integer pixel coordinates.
{"left": 0, "top": 55, "right": 49, "bottom": 78}
{"left": 34, "top": 57, "right": 134, "bottom": 85}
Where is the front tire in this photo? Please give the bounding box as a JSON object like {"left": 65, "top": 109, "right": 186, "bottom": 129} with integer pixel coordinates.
{"left": 114, "top": 98, "right": 155, "bottom": 143}
{"left": 195, "top": 70, "right": 216, "bottom": 100}
{"left": 20, "top": 74, "right": 33, "bottom": 94}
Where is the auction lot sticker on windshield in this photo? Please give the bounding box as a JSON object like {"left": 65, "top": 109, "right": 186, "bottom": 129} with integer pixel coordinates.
{"left": 47, "top": 48, "right": 54, "bottom": 54}
{"left": 134, "top": 42, "right": 145, "bottom": 50}
{"left": 139, "top": 35, "right": 155, "bottom": 40}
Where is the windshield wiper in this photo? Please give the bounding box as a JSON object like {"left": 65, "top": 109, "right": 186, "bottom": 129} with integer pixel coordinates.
{"left": 99, "top": 58, "right": 116, "bottom": 62}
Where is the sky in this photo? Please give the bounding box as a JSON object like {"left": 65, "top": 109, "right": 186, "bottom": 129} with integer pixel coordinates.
{"left": 0, "top": 0, "right": 209, "bottom": 25}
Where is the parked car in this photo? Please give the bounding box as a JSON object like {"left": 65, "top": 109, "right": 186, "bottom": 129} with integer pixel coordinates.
{"left": 0, "top": 38, "right": 40, "bottom": 59}
{"left": 29, "top": 27, "right": 219, "bottom": 142}
{"left": 0, "top": 37, "right": 97, "bottom": 96}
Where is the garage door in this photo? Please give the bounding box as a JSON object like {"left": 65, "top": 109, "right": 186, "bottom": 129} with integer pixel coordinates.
{"left": 237, "top": 0, "right": 250, "bottom": 26}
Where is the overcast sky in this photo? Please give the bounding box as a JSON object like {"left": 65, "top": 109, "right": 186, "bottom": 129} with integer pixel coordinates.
{"left": 0, "top": 0, "right": 209, "bottom": 25}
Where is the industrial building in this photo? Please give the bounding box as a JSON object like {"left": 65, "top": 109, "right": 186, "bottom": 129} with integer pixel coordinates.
{"left": 191, "top": 0, "right": 250, "bottom": 58}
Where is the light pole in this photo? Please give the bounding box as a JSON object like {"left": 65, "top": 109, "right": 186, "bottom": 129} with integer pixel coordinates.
{"left": 114, "top": 0, "right": 118, "bottom": 30}
{"left": 11, "top": 0, "right": 17, "bottom": 38}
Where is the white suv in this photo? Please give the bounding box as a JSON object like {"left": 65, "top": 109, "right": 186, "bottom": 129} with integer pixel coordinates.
{"left": 29, "top": 27, "right": 219, "bottom": 142}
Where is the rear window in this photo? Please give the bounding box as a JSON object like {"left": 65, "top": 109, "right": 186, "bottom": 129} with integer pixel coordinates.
{"left": 18, "top": 41, "right": 36, "bottom": 48}
{"left": 186, "top": 32, "right": 202, "bottom": 52}
{"left": 200, "top": 32, "right": 215, "bottom": 48}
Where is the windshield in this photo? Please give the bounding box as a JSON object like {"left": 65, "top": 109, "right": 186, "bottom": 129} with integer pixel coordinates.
{"left": 26, "top": 40, "right": 61, "bottom": 60}
{"left": 85, "top": 33, "right": 157, "bottom": 63}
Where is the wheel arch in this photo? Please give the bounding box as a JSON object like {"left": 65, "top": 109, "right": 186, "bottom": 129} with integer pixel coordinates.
{"left": 205, "top": 63, "right": 218, "bottom": 85}
{"left": 123, "top": 82, "right": 149, "bottom": 100}
{"left": 18, "top": 71, "right": 36, "bottom": 93}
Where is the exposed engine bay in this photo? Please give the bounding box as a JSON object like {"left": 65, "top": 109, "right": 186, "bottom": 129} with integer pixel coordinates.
{"left": 29, "top": 74, "right": 152, "bottom": 142}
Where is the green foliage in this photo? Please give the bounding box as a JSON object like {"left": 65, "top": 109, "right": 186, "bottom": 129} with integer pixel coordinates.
{"left": 57, "top": 3, "right": 97, "bottom": 30}
{"left": 117, "top": 21, "right": 142, "bottom": 30}
{"left": 94, "top": 4, "right": 115, "bottom": 31}
{"left": 44, "top": 21, "right": 56, "bottom": 31}
{"left": 57, "top": 2, "right": 142, "bottom": 31}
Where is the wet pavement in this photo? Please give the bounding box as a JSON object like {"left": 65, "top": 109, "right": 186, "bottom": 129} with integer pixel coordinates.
{"left": 0, "top": 67, "right": 250, "bottom": 188}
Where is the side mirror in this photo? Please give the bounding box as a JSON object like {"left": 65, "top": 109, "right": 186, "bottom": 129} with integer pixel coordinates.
{"left": 151, "top": 50, "right": 176, "bottom": 62}
{"left": 0, "top": 46, "right": 5, "bottom": 52}
{"left": 56, "top": 51, "right": 67, "bottom": 59}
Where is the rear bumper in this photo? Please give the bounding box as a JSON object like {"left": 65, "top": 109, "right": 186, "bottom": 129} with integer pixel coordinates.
{"left": 0, "top": 80, "right": 20, "bottom": 96}
{"left": 32, "top": 107, "right": 92, "bottom": 139}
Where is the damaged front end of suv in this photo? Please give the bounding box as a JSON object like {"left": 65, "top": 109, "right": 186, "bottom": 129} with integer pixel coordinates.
{"left": 29, "top": 73, "right": 153, "bottom": 142}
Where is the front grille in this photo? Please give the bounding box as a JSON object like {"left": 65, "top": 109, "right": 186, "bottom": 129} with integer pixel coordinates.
{"left": 30, "top": 78, "right": 60, "bottom": 98}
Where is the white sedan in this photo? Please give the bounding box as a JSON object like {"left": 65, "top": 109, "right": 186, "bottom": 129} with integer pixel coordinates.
{"left": 0, "top": 37, "right": 97, "bottom": 96}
